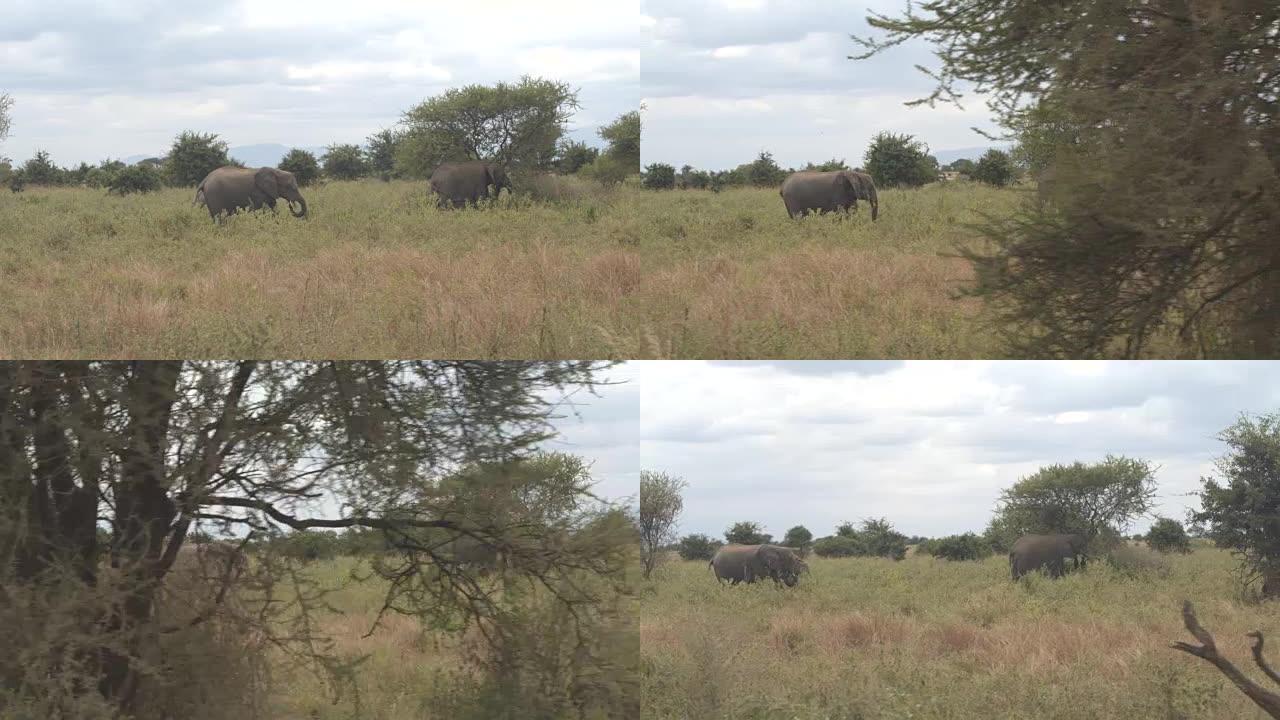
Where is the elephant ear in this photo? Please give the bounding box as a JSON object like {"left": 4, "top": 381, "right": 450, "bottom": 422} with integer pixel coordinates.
{"left": 837, "top": 172, "right": 856, "bottom": 194}
{"left": 254, "top": 167, "right": 280, "bottom": 198}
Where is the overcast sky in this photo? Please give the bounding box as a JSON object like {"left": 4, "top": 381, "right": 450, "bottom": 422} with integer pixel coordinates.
{"left": 641, "top": 0, "right": 1002, "bottom": 170}
{"left": 0, "top": 1, "right": 639, "bottom": 165}
{"left": 544, "top": 362, "right": 638, "bottom": 505}
{"left": 639, "top": 361, "right": 1280, "bottom": 540}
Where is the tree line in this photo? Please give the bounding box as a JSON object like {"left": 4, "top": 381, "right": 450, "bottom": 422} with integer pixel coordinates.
{"left": 641, "top": 411, "right": 1280, "bottom": 596}
{"left": 0, "top": 77, "right": 641, "bottom": 195}
{"left": 639, "top": 132, "right": 1017, "bottom": 192}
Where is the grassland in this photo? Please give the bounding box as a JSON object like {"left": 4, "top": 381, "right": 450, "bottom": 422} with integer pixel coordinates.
{"left": 0, "top": 179, "right": 1024, "bottom": 358}
{"left": 635, "top": 183, "right": 1020, "bottom": 358}
{"left": 642, "top": 550, "right": 1280, "bottom": 719}
{"left": 0, "top": 180, "right": 642, "bottom": 358}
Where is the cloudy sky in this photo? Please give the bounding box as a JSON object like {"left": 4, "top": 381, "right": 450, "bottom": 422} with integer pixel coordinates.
{"left": 544, "top": 362, "right": 639, "bottom": 505}
{"left": 0, "top": 1, "right": 638, "bottom": 165}
{"left": 641, "top": 0, "right": 1002, "bottom": 170}
{"left": 639, "top": 361, "right": 1280, "bottom": 540}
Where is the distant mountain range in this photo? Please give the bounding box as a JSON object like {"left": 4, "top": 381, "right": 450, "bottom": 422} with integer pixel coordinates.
{"left": 123, "top": 143, "right": 328, "bottom": 167}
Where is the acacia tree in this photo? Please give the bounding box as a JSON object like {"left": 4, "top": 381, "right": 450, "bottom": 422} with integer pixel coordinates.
{"left": 1193, "top": 412, "right": 1280, "bottom": 597}
{"left": 724, "top": 521, "right": 770, "bottom": 546}
{"left": 854, "top": 1, "right": 1280, "bottom": 357}
{"left": 638, "top": 470, "right": 685, "bottom": 579}
{"left": 989, "top": 455, "right": 1158, "bottom": 548}
{"left": 0, "top": 361, "right": 627, "bottom": 714}
{"left": 0, "top": 92, "right": 12, "bottom": 151}
{"left": 396, "top": 77, "right": 579, "bottom": 177}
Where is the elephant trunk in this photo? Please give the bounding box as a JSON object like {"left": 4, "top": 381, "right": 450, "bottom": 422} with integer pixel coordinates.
{"left": 289, "top": 197, "right": 307, "bottom": 218}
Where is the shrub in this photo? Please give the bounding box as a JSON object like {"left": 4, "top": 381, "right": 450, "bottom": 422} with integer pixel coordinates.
{"left": 677, "top": 533, "right": 723, "bottom": 561}
{"left": 782, "top": 526, "right": 813, "bottom": 556}
{"left": 724, "top": 521, "right": 771, "bottom": 546}
{"left": 107, "top": 164, "right": 163, "bottom": 195}
{"left": 918, "top": 533, "right": 993, "bottom": 561}
{"left": 580, "top": 153, "right": 631, "bottom": 186}
{"left": 971, "top": 148, "right": 1017, "bottom": 186}
{"left": 1105, "top": 543, "right": 1171, "bottom": 578}
{"left": 278, "top": 148, "right": 320, "bottom": 186}
{"left": 1146, "top": 517, "right": 1193, "bottom": 554}
{"left": 863, "top": 132, "right": 938, "bottom": 187}
{"left": 812, "top": 535, "right": 863, "bottom": 558}
{"left": 322, "top": 144, "right": 368, "bottom": 181}
{"left": 167, "top": 131, "right": 232, "bottom": 187}
{"left": 642, "top": 163, "right": 676, "bottom": 190}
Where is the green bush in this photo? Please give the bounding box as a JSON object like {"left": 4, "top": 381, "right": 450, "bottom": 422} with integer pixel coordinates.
{"left": 971, "top": 148, "right": 1017, "bottom": 187}
{"left": 812, "top": 535, "right": 863, "bottom": 558}
{"left": 107, "top": 164, "right": 162, "bottom": 195}
{"left": 167, "top": 131, "right": 232, "bottom": 187}
{"left": 863, "top": 132, "right": 938, "bottom": 188}
{"left": 917, "top": 533, "right": 993, "bottom": 561}
{"left": 1146, "top": 517, "right": 1193, "bottom": 554}
{"left": 322, "top": 144, "right": 368, "bottom": 181}
{"left": 278, "top": 149, "right": 320, "bottom": 186}
{"left": 642, "top": 163, "right": 676, "bottom": 190}
{"left": 1106, "top": 543, "right": 1172, "bottom": 578}
{"left": 677, "top": 533, "right": 723, "bottom": 561}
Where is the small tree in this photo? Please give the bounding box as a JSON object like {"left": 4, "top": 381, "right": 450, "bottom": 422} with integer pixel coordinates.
{"left": 21, "top": 150, "right": 62, "bottom": 186}
{"left": 642, "top": 163, "right": 675, "bottom": 190}
{"left": 863, "top": 132, "right": 938, "bottom": 187}
{"left": 278, "top": 148, "right": 320, "bottom": 186}
{"left": 724, "top": 521, "right": 770, "bottom": 546}
{"left": 365, "top": 128, "right": 401, "bottom": 180}
{"left": 556, "top": 140, "right": 599, "bottom": 175}
{"left": 747, "top": 151, "right": 786, "bottom": 187}
{"left": 167, "top": 131, "right": 232, "bottom": 187}
{"left": 946, "top": 158, "right": 977, "bottom": 176}
{"left": 971, "top": 148, "right": 1016, "bottom": 186}
{"left": 0, "top": 93, "right": 12, "bottom": 147}
{"left": 782, "top": 525, "right": 813, "bottom": 556}
{"left": 857, "top": 518, "right": 908, "bottom": 561}
{"left": 598, "top": 110, "right": 640, "bottom": 175}
{"left": 992, "top": 455, "right": 1158, "bottom": 541}
{"left": 1193, "top": 412, "right": 1280, "bottom": 597}
{"left": 676, "top": 533, "right": 721, "bottom": 562}
{"left": 106, "top": 164, "right": 162, "bottom": 195}
{"left": 1146, "top": 518, "right": 1192, "bottom": 555}
{"left": 638, "top": 471, "right": 686, "bottom": 579}
{"left": 812, "top": 535, "right": 862, "bottom": 557}
{"left": 322, "top": 144, "right": 368, "bottom": 181}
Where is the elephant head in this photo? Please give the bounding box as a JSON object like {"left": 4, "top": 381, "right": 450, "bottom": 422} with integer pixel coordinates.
{"left": 255, "top": 167, "right": 307, "bottom": 218}
{"left": 486, "top": 162, "right": 513, "bottom": 198}
{"left": 759, "top": 544, "right": 808, "bottom": 587}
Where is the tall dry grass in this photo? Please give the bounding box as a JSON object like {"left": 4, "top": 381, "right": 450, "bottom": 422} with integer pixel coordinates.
{"left": 642, "top": 549, "right": 1280, "bottom": 719}
{"left": 0, "top": 179, "right": 642, "bottom": 358}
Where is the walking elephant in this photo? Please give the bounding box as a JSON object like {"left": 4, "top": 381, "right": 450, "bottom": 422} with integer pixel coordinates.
{"left": 429, "top": 160, "right": 512, "bottom": 209}
{"left": 1009, "top": 533, "right": 1089, "bottom": 580}
{"left": 194, "top": 166, "right": 307, "bottom": 222}
{"left": 780, "top": 169, "right": 878, "bottom": 221}
{"left": 710, "top": 544, "right": 809, "bottom": 587}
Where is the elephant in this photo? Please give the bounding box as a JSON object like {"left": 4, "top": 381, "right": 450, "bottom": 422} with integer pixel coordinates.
{"left": 780, "top": 169, "right": 879, "bottom": 221}
{"left": 171, "top": 540, "right": 248, "bottom": 584}
{"left": 429, "top": 160, "right": 512, "bottom": 209}
{"left": 710, "top": 544, "right": 809, "bottom": 588}
{"left": 194, "top": 166, "right": 307, "bottom": 222}
{"left": 1009, "top": 533, "right": 1089, "bottom": 580}
{"left": 440, "top": 536, "right": 506, "bottom": 576}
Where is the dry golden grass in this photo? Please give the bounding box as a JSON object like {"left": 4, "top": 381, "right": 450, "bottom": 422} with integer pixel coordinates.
{"left": 0, "top": 180, "right": 643, "bottom": 358}
{"left": 642, "top": 550, "right": 1280, "bottom": 719}
{"left": 633, "top": 182, "right": 1018, "bottom": 358}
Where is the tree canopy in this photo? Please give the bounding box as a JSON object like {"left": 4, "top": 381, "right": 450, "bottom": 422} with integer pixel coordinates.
{"left": 396, "top": 77, "right": 580, "bottom": 177}
{"left": 638, "top": 470, "right": 685, "bottom": 579}
{"left": 167, "top": 131, "right": 233, "bottom": 187}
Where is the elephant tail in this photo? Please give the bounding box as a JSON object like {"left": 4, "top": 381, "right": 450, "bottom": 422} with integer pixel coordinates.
{"left": 865, "top": 181, "right": 878, "bottom": 222}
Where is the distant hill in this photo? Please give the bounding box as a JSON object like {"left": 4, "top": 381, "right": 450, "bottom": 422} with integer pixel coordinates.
{"left": 123, "top": 143, "right": 328, "bottom": 167}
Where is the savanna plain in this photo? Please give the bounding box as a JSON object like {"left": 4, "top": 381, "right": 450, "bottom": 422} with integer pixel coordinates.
{"left": 0, "top": 178, "right": 1047, "bottom": 359}
{"left": 642, "top": 547, "right": 1280, "bottom": 720}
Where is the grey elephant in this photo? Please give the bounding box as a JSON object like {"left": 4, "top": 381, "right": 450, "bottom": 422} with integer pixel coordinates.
{"left": 710, "top": 544, "right": 809, "bottom": 587}
{"left": 194, "top": 166, "right": 308, "bottom": 222}
{"left": 429, "top": 160, "right": 512, "bottom": 209}
{"left": 780, "top": 169, "right": 879, "bottom": 221}
{"left": 1009, "top": 533, "right": 1089, "bottom": 580}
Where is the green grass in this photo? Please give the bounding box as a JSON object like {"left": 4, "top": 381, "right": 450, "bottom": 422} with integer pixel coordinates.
{"left": 0, "top": 179, "right": 642, "bottom": 358}
{"left": 633, "top": 182, "right": 1021, "bottom": 358}
{"left": 642, "top": 550, "right": 1280, "bottom": 719}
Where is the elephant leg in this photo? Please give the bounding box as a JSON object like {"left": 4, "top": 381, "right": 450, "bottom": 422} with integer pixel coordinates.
{"left": 451, "top": 197, "right": 465, "bottom": 209}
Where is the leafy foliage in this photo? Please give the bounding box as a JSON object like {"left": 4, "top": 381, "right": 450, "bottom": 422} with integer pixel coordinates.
{"left": 676, "top": 533, "right": 723, "bottom": 562}
{"left": 396, "top": 77, "right": 579, "bottom": 177}
{"left": 642, "top": 163, "right": 676, "bottom": 190}
{"left": 970, "top": 148, "right": 1016, "bottom": 187}
{"left": 278, "top": 148, "right": 320, "bottom": 187}
{"left": 917, "top": 532, "right": 993, "bottom": 561}
{"left": 598, "top": 110, "right": 640, "bottom": 174}
{"left": 863, "top": 133, "right": 938, "bottom": 188}
{"left": 814, "top": 519, "right": 907, "bottom": 560}
{"left": 365, "top": 128, "right": 401, "bottom": 180}
{"left": 1193, "top": 412, "right": 1280, "bottom": 596}
{"left": 1146, "top": 518, "right": 1193, "bottom": 555}
{"left": 782, "top": 525, "right": 813, "bottom": 555}
{"left": 746, "top": 151, "right": 786, "bottom": 187}
{"left": 167, "top": 131, "right": 232, "bottom": 187}
{"left": 639, "top": 470, "right": 686, "bottom": 579}
{"left": 812, "top": 535, "right": 862, "bottom": 558}
{"left": 555, "top": 140, "right": 598, "bottom": 175}
{"left": 21, "top": 150, "right": 62, "bottom": 186}
{"left": 106, "top": 163, "right": 162, "bottom": 195}
{"left": 321, "top": 144, "right": 368, "bottom": 181}
{"left": 724, "top": 521, "right": 771, "bottom": 546}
